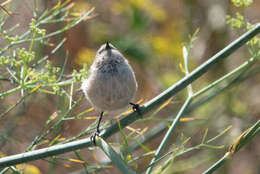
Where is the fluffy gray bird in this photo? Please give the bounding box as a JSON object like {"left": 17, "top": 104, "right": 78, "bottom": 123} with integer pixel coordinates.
{"left": 81, "top": 42, "right": 140, "bottom": 144}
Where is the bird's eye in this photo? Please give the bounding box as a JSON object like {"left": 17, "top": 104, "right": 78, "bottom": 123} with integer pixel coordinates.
{"left": 98, "top": 48, "right": 105, "bottom": 54}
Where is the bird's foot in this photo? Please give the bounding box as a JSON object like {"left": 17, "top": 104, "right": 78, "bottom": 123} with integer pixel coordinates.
{"left": 90, "top": 130, "right": 100, "bottom": 146}
{"left": 130, "top": 102, "right": 142, "bottom": 116}
{"left": 90, "top": 112, "right": 104, "bottom": 146}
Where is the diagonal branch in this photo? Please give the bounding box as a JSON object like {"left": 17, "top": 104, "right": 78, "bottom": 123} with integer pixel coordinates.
{"left": 0, "top": 23, "right": 259, "bottom": 168}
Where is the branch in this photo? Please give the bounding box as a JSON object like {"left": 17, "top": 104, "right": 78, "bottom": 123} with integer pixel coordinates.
{"left": 0, "top": 23, "right": 259, "bottom": 168}
{"left": 202, "top": 120, "right": 260, "bottom": 174}
{"left": 95, "top": 137, "right": 137, "bottom": 174}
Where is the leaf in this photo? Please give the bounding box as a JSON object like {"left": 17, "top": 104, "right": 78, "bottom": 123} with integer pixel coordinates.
{"left": 68, "top": 158, "right": 85, "bottom": 164}
{"left": 182, "top": 46, "right": 188, "bottom": 60}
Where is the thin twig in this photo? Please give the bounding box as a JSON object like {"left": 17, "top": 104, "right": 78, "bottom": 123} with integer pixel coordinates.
{"left": 0, "top": 23, "right": 259, "bottom": 168}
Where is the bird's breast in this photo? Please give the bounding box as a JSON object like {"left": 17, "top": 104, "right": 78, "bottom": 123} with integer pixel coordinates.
{"left": 85, "top": 62, "right": 137, "bottom": 111}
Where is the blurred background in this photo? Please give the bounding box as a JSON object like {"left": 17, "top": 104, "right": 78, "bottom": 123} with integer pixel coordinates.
{"left": 0, "top": 0, "right": 260, "bottom": 173}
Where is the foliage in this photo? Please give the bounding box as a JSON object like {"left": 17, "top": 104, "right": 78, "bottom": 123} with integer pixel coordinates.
{"left": 0, "top": 0, "right": 259, "bottom": 174}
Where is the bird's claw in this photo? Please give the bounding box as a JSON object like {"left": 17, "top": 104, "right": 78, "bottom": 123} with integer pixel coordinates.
{"left": 130, "top": 102, "right": 142, "bottom": 116}
{"left": 90, "top": 131, "right": 100, "bottom": 146}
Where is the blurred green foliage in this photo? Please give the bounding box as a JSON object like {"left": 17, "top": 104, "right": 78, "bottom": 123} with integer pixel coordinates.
{"left": 0, "top": 0, "right": 259, "bottom": 174}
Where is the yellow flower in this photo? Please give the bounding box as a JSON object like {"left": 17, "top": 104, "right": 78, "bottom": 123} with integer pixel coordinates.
{"left": 112, "top": 0, "right": 166, "bottom": 21}
{"left": 16, "top": 164, "right": 41, "bottom": 174}
{"left": 74, "top": 48, "right": 95, "bottom": 66}
{"left": 130, "top": 0, "right": 166, "bottom": 21}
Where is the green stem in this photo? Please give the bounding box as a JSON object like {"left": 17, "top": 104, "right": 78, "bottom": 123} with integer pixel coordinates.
{"left": 203, "top": 120, "right": 260, "bottom": 174}
{"left": 145, "top": 97, "right": 192, "bottom": 174}
{"left": 236, "top": 120, "right": 260, "bottom": 152}
{"left": 25, "top": 79, "right": 75, "bottom": 88}
{"left": 129, "top": 62, "right": 256, "bottom": 154}
{"left": 202, "top": 152, "right": 231, "bottom": 174}
{"left": 143, "top": 23, "right": 260, "bottom": 114}
{"left": 12, "top": 8, "right": 94, "bottom": 46}
{"left": 0, "top": 86, "right": 22, "bottom": 98}
{"left": 183, "top": 46, "right": 193, "bottom": 96}
{"left": 0, "top": 94, "right": 29, "bottom": 119}
{"left": 0, "top": 24, "right": 259, "bottom": 168}
{"left": 95, "top": 137, "right": 137, "bottom": 174}
{"left": 0, "top": 6, "right": 93, "bottom": 57}
{"left": 192, "top": 56, "right": 256, "bottom": 98}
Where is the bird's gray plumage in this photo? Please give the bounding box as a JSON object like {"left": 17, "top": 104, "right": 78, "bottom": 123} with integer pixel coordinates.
{"left": 82, "top": 43, "right": 137, "bottom": 111}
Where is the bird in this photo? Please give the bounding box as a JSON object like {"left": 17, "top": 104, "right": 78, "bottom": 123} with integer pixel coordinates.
{"left": 81, "top": 42, "right": 140, "bottom": 144}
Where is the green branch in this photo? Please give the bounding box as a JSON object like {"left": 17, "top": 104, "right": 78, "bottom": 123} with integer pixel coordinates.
{"left": 0, "top": 23, "right": 259, "bottom": 168}
{"left": 129, "top": 60, "right": 258, "bottom": 153}
{"left": 202, "top": 120, "right": 260, "bottom": 174}
{"left": 95, "top": 137, "right": 137, "bottom": 174}
{"left": 146, "top": 97, "right": 192, "bottom": 174}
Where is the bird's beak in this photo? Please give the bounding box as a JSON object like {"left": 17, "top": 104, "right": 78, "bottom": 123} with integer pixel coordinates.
{"left": 105, "top": 42, "right": 112, "bottom": 50}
